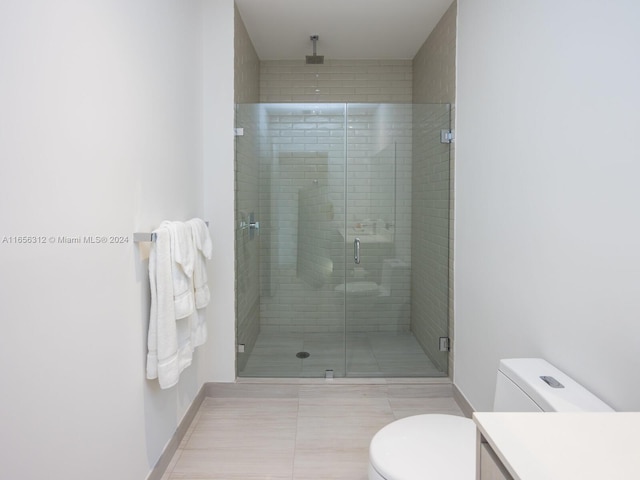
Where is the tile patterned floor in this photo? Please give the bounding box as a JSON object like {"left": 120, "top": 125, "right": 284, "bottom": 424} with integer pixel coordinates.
{"left": 239, "top": 332, "right": 445, "bottom": 377}
{"left": 161, "top": 381, "right": 465, "bottom": 480}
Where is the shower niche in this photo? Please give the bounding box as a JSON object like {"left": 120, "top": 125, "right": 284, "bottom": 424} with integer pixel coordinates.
{"left": 235, "top": 103, "right": 451, "bottom": 378}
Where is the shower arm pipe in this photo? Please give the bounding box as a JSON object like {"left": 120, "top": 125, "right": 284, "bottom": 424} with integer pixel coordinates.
{"left": 133, "top": 221, "right": 209, "bottom": 243}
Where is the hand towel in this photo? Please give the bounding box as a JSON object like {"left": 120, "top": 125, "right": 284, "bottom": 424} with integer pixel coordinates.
{"left": 188, "top": 218, "right": 212, "bottom": 308}
{"left": 187, "top": 218, "right": 212, "bottom": 347}
{"left": 166, "top": 221, "right": 195, "bottom": 320}
{"left": 146, "top": 225, "right": 180, "bottom": 389}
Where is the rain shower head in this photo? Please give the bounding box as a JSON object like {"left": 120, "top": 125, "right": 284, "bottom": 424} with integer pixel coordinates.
{"left": 305, "top": 35, "right": 324, "bottom": 64}
{"left": 305, "top": 54, "right": 324, "bottom": 65}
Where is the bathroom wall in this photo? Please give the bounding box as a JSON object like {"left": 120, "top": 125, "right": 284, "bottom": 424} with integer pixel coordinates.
{"left": 260, "top": 59, "right": 413, "bottom": 103}
{"left": 0, "top": 1, "right": 235, "bottom": 479}
{"left": 456, "top": 0, "right": 640, "bottom": 411}
{"left": 234, "top": 6, "right": 261, "bottom": 371}
{"left": 202, "top": 0, "right": 237, "bottom": 384}
{"left": 410, "top": 1, "right": 457, "bottom": 373}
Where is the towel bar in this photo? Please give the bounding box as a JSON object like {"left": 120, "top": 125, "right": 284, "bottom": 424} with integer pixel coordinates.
{"left": 134, "top": 221, "right": 209, "bottom": 243}
{"left": 134, "top": 232, "right": 158, "bottom": 243}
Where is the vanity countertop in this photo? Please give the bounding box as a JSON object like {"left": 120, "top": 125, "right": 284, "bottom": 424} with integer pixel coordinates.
{"left": 473, "top": 412, "right": 640, "bottom": 480}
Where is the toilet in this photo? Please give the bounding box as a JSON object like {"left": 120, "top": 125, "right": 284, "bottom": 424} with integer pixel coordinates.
{"left": 368, "top": 358, "right": 614, "bottom": 480}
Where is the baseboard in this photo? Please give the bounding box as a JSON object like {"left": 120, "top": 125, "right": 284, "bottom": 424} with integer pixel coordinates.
{"left": 453, "top": 383, "right": 474, "bottom": 418}
{"left": 146, "top": 383, "right": 207, "bottom": 480}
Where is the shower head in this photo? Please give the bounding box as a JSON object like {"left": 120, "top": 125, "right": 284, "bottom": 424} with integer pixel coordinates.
{"left": 305, "top": 54, "right": 324, "bottom": 65}
{"left": 305, "top": 35, "right": 324, "bottom": 65}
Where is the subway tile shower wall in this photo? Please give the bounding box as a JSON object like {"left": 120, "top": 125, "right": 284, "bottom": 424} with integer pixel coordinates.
{"left": 234, "top": 4, "right": 260, "bottom": 104}
{"left": 260, "top": 60, "right": 413, "bottom": 104}
{"left": 255, "top": 105, "right": 413, "bottom": 335}
{"left": 410, "top": 106, "right": 451, "bottom": 372}
{"left": 412, "top": 1, "right": 457, "bottom": 373}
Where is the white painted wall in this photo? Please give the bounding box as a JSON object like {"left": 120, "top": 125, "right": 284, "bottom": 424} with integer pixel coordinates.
{"left": 202, "top": 0, "right": 237, "bottom": 383}
{"left": 455, "top": 0, "right": 640, "bottom": 412}
{"left": 0, "top": 1, "right": 235, "bottom": 479}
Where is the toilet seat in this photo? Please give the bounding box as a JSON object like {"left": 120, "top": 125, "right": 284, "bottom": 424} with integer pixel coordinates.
{"left": 369, "top": 414, "right": 476, "bottom": 480}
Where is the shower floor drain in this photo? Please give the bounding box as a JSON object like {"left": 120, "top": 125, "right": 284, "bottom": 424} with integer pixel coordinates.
{"left": 296, "top": 351, "right": 310, "bottom": 359}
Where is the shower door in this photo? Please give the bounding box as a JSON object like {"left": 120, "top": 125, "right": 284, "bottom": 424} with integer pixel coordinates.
{"left": 235, "top": 103, "right": 451, "bottom": 378}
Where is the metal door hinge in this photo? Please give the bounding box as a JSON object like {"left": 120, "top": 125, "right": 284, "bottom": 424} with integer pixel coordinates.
{"left": 439, "top": 337, "right": 451, "bottom": 352}
{"left": 440, "top": 129, "right": 454, "bottom": 144}
{"left": 234, "top": 127, "right": 244, "bottom": 136}
{"left": 237, "top": 344, "right": 245, "bottom": 353}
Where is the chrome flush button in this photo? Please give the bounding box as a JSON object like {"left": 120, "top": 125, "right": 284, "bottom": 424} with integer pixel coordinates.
{"left": 540, "top": 375, "right": 565, "bottom": 388}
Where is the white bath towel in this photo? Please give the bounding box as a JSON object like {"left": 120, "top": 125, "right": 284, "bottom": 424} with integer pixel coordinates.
{"left": 166, "top": 221, "right": 195, "bottom": 320}
{"left": 188, "top": 218, "right": 212, "bottom": 308}
{"left": 146, "top": 219, "right": 211, "bottom": 389}
{"left": 146, "top": 225, "right": 180, "bottom": 389}
{"left": 187, "top": 218, "right": 212, "bottom": 346}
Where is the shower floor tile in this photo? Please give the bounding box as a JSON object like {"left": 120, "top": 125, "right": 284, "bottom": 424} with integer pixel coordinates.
{"left": 239, "top": 331, "right": 443, "bottom": 377}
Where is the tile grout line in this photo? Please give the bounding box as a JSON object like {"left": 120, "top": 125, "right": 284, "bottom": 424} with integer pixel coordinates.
{"left": 291, "top": 384, "right": 301, "bottom": 480}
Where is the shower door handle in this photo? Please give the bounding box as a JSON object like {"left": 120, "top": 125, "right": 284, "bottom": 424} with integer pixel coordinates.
{"left": 354, "top": 238, "right": 361, "bottom": 264}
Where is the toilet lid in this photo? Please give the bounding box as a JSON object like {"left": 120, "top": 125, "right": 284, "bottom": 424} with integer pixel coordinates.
{"left": 369, "top": 414, "right": 476, "bottom": 480}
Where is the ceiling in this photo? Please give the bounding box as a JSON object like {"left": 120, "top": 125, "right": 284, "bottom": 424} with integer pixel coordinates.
{"left": 234, "top": 0, "right": 454, "bottom": 61}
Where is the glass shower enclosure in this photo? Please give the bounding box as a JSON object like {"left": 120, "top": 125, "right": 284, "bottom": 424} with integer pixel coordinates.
{"left": 235, "top": 103, "right": 451, "bottom": 377}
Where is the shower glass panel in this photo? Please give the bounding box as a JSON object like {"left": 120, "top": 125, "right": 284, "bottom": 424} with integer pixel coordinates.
{"left": 344, "top": 104, "right": 450, "bottom": 375}
{"left": 235, "top": 103, "right": 347, "bottom": 377}
{"left": 235, "top": 103, "right": 451, "bottom": 378}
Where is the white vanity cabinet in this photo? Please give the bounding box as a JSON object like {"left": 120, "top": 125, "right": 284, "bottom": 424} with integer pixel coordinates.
{"left": 473, "top": 412, "right": 640, "bottom": 480}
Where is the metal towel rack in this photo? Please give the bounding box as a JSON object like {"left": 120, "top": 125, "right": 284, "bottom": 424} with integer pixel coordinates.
{"left": 134, "top": 221, "right": 209, "bottom": 243}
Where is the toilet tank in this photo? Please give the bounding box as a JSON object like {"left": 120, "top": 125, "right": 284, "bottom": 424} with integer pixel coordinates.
{"left": 492, "top": 358, "right": 614, "bottom": 412}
